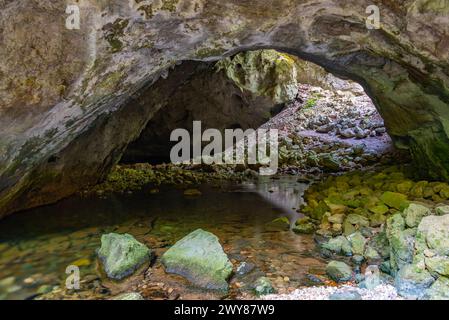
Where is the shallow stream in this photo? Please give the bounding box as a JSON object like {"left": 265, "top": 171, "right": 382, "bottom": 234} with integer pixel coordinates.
{"left": 0, "top": 176, "right": 327, "bottom": 300}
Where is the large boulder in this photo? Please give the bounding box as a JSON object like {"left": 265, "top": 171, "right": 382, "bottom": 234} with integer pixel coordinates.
{"left": 423, "top": 276, "right": 449, "bottom": 300}
{"left": 161, "top": 229, "right": 233, "bottom": 291}
{"left": 415, "top": 214, "right": 449, "bottom": 257}
{"left": 386, "top": 214, "right": 415, "bottom": 273}
{"left": 394, "top": 264, "right": 435, "bottom": 299}
{"left": 98, "top": 233, "right": 151, "bottom": 280}
{"left": 348, "top": 232, "right": 366, "bottom": 256}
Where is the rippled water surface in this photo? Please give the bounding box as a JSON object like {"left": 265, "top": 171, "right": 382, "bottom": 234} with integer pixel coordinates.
{"left": 0, "top": 177, "right": 327, "bottom": 300}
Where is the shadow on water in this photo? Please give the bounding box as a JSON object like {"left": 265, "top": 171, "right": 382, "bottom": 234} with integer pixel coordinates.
{"left": 0, "top": 177, "right": 326, "bottom": 300}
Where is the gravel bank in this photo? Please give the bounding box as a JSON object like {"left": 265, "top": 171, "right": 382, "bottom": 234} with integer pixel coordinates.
{"left": 262, "top": 284, "right": 404, "bottom": 300}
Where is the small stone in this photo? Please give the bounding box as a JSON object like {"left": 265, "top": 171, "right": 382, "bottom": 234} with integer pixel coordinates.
{"left": 396, "top": 180, "right": 414, "bottom": 194}
{"left": 435, "top": 205, "right": 449, "bottom": 216}
{"left": 329, "top": 290, "right": 362, "bottom": 300}
{"left": 327, "top": 204, "right": 347, "bottom": 215}
{"left": 236, "top": 262, "right": 255, "bottom": 276}
{"left": 326, "top": 261, "right": 352, "bottom": 282}
{"left": 368, "top": 204, "right": 389, "bottom": 215}
{"left": 112, "top": 292, "right": 144, "bottom": 300}
{"left": 343, "top": 214, "right": 369, "bottom": 236}
{"left": 0, "top": 276, "right": 15, "bottom": 288}
{"left": 364, "top": 246, "right": 381, "bottom": 261}
{"left": 184, "top": 189, "right": 202, "bottom": 196}
{"left": 292, "top": 222, "right": 316, "bottom": 234}
{"left": 254, "top": 277, "right": 276, "bottom": 296}
{"left": 36, "top": 285, "right": 53, "bottom": 295}
{"left": 351, "top": 255, "right": 365, "bottom": 265}
{"left": 328, "top": 214, "right": 345, "bottom": 224}
{"left": 322, "top": 236, "right": 352, "bottom": 256}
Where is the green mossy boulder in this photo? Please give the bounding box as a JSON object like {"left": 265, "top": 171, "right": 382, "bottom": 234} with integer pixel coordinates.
{"left": 348, "top": 232, "right": 366, "bottom": 256}
{"left": 425, "top": 256, "right": 449, "bottom": 277}
{"left": 161, "top": 229, "right": 233, "bottom": 291}
{"left": 395, "top": 264, "right": 435, "bottom": 299}
{"left": 343, "top": 214, "right": 369, "bottom": 236}
{"left": 326, "top": 261, "right": 353, "bottom": 282}
{"left": 404, "top": 203, "right": 431, "bottom": 228}
{"left": 98, "top": 233, "right": 151, "bottom": 280}
{"left": 380, "top": 191, "right": 408, "bottom": 210}
{"left": 322, "top": 236, "right": 352, "bottom": 256}
{"left": 423, "top": 276, "right": 449, "bottom": 300}
{"left": 416, "top": 214, "right": 449, "bottom": 257}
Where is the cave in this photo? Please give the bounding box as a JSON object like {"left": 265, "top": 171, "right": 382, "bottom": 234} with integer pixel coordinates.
{"left": 1, "top": 0, "right": 449, "bottom": 302}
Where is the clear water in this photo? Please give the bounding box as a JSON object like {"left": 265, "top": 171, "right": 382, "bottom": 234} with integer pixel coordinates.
{"left": 0, "top": 176, "right": 327, "bottom": 300}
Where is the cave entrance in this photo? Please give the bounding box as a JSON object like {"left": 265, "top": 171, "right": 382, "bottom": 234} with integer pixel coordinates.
{"left": 120, "top": 50, "right": 409, "bottom": 174}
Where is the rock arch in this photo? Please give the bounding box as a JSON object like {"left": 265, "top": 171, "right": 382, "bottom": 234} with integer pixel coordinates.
{"left": 1, "top": 0, "right": 449, "bottom": 217}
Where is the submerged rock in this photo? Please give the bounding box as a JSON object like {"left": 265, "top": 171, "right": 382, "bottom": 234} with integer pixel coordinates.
{"left": 112, "top": 292, "right": 145, "bottom": 300}
{"left": 254, "top": 277, "right": 276, "bottom": 296}
{"left": 98, "top": 233, "right": 151, "bottom": 280}
{"left": 326, "top": 261, "right": 352, "bottom": 282}
{"left": 236, "top": 262, "right": 255, "bottom": 276}
{"left": 183, "top": 189, "right": 202, "bottom": 197}
{"left": 161, "top": 229, "right": 233, "bottom": 291}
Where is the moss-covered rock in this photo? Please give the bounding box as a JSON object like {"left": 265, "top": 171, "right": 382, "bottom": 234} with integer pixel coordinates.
{"left": 326, "top": 261, "right": 352, "bottom": 282}
{"left": 161, "top": 229, "right": 233, "bottom": 291}
{"left": 253, "top": 277, "right": 276, "bottom": 296}
{"left": 394, "top": 264, "right": 435, "bottom": 299}
{"left": 380, "top": 192, "right": 409, "bottom": 210}
{"left": 98, "top": 233, "right": 151, "bottom": 280}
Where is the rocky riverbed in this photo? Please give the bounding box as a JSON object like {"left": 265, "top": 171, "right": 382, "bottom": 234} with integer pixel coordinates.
{"left": 2, "top": 163, "right": 449, "bottom": 300}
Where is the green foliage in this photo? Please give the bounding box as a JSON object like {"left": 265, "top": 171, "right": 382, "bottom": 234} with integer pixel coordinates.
{"left": 303, "top": 93, "right": 321, "bottom": 109}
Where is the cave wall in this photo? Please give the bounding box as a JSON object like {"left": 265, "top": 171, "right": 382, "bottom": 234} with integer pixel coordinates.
{"left": 1, "top": 0, "right": 449, "bottom": 217}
